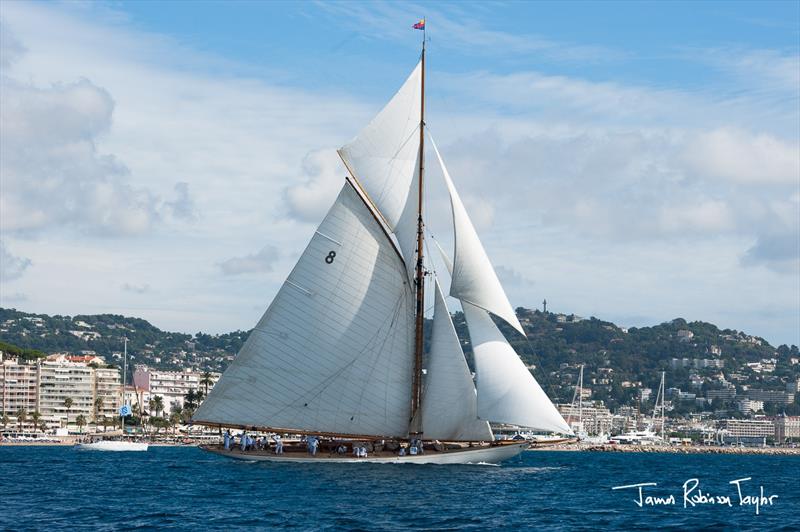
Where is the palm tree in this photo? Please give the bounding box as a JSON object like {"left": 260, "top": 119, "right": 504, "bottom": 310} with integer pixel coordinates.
{"left": 101, "top": 415, "right": 110, "bottom": 433}
{"left": 183, "top": 389, "right": 198, "bottom": 411}
{"left": 200, "top": 370, "right": 214, "bottom": 396}
{"left": 93, "top": 397, "right": 104, "bottom": 424}
{"left": 30, "top": 411, "right": 42, "bottom": 433}
{"left": 152, "top": 395, "right": 164, "bottom": 419}
{"left": 76, "top": 414, "right": 87, "bottom": 434}
{"left": 63, "top": 397, "right": 74, "bottom": 427}
{"left": 169, "top": 412, "right": 181, "bottom": 435}
{"left": 15, "top": 408, "right": 27, "bottom": 431}
{"left": 1, "top": 413, "right": 10, "bottom": 430}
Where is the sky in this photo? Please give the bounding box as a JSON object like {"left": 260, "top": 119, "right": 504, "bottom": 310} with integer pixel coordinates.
{"left": 0, "top": 0, "right": 798, "bottom": 346}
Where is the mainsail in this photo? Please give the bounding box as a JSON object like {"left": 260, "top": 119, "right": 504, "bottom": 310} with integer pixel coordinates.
{"left": 419, "top": 278, "right": 494, "bottom": 441}
{"left": 430, "top": 137, "right": 526, "bottom": 336}
{"left": 194, "top": 182, "right": 415, "bottom": 438}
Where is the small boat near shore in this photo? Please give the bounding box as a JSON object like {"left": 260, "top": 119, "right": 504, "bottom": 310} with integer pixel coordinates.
{"left": 74, "top": 338, "right": 149, "bottom": 452}
{"left": 75, "top": 440, "right": 149, "bottom": 452}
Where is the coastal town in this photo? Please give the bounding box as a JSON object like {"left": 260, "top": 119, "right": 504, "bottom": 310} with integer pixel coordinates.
{"left": 1, "top": 308, "right": 798, "bottom": 449}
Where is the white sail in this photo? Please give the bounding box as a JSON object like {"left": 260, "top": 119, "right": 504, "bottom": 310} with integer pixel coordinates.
{"left": 430, "top": 137, "right": 525, "bottom": 336}
{"left": 338, "top": 62, "right": 422, "bottom": 231}
{"left": 394, "top": 153, "right": 420, "bottom": 278}
{"left": 462, "top": 302, "right": 572, "bottom": 435}
{"left": 194, "top": 182, "right": 415, "bottom": 438}
{"left": 420, "top": 278, "right": 494, "bottom": 441}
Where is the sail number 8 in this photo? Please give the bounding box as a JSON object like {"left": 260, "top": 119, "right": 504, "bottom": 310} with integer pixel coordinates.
{"left": 325, "top": 251, "right": 336, "bottom": 264}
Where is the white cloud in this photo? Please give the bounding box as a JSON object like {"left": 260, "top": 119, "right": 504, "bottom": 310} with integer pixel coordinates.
{"left": 0, "top": 241, "right": 31, "bottom": 282}
{"left": 122, "top": 283, "right": 150, "bottom": 294}
{"left": 683, "top": 128, "right": 800, "bottom": 185}
{"left": 284, "top": 150, "right": 345, "bottom": 223}
{"left": 0, "top": 76, "right": 161, "bottom": 236}
{"left": 0, "top": 2, "right": 796, "bottom": 346}
{"left": 219, "top": 246, "right": 280, "bottom": 275}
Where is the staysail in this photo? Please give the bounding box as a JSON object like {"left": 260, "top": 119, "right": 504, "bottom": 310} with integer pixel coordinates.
{"left": 430, "top": 137, "right": 526, "bottom": 336}
{"left": 462, "top": 302, "right": 573, "bottom": 434}
{"left": 433, "top": 238, "right": 571, "bottom": 435}
{"left": 338, "top": 62, "right": 422, "bottom": 233}
{"left": 194, "top": 182, "right": 415, "bottom": 438}
{"left": 420, "top": 278, "right": 494, "bottom": 441}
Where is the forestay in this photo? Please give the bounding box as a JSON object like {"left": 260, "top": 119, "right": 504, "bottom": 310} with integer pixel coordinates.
{"left": 431, "top": 137, "right": 526, "bottom": 336}
{"left": 338, "top": 62, "right": 422, "bottom": 231}
{"left": 193, "top": 182, "right": 415, "bottom": 438}
{"left": 420, "top": 278, "right": 494, "bottom": 441}
{"left": 462, "top": 302, "right": 573, "bottom": 435}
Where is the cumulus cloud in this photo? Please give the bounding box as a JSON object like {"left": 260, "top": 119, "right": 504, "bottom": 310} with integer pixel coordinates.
{"left": 0, "top": 241, "right": 32, "bottom": 282}
{"left": 165, "top": 182, "right": 197, "bottom": 221}
{"left": 219, "top": 245, "right": 280, "bottom": 275}
{"left": 0, "top": 20, "right": 26, "bottom": 68}
{"left": 0, "top": 77, "right": 161, "bottom": 236}
{"left": 284, "top": 150, "right": 345, "bottom": 223}
{"left": 683, "top": 128, "right": 800, "bottom": 185}
{"left": 122, "top": 282, "right": 150, "bottom": 294}
{"left": 742, "top": 229, "right": 800, "bottom": 274}
{"left": 0, "top": 292, "right": 28, "bottom": 303}
{"left": 495, "top": 265, "right": 535, "bottom": 289}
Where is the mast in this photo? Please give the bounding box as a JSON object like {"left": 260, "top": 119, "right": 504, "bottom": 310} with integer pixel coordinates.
{"left": 410, "top": 35, "right": 426, "bottom": 428}
{"left": 578, "top": 364, "right": 584, "bottom": 431}
{"left": 121, "top": 337, "right": 127, "bottom": 434}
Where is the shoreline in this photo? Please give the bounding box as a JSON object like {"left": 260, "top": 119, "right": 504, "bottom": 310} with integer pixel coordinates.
{"left": 530, "top": 443, "right": 800, "bottom": 455}
{"left": 4, "top": 441, "right": 799, "bottom": 455}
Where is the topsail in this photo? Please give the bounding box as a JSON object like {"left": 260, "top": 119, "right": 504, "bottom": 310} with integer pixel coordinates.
{"left": 431, "top": 138, "right": 526, "bottom": 336}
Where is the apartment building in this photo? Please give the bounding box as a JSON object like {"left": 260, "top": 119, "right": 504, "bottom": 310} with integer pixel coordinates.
{"left": 132, "top": 366, "right": 219, "bottom": 412}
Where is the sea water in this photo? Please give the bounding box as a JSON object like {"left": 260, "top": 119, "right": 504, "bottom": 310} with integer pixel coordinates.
{"left": 1, "top": 446, "right": 797, "bottom": 530}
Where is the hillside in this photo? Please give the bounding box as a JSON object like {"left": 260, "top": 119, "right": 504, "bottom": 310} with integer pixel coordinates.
{"left": 2, "top": 306, "right": 797, "bottom": 410}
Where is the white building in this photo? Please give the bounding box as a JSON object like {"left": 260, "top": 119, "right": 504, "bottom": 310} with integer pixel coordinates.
{"left": 0, "top": 356, "right": 39, "bottom": 430}
{"left": 0, "top": 353, "right": 121, "bottom": 431}
{"left": 37, "top": 356, "right": 95, "bottom": 428}
{"left": 132, "top": 366, "right": 219, "bottom": 412}
{"left": 558, "top": 403, "right": 613, "bottom": 436}
{"left": 736, "top": 399, "right": 764, "bottom": 414}
{"left": 774, "top": 416, "right": 800, "bottom": 442}
{"left": 720, "top": 419, "right": 775, "bottom": 444}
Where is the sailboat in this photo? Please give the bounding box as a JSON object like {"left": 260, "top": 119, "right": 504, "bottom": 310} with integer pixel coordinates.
{"left": 567, "top": 365, "right": 609, "bottom": 444}
{"left": 193, "top": 37, "right": 572, "bottom": 464}
{"left": 75, "top": 338, "right": 148, "bottom": 451}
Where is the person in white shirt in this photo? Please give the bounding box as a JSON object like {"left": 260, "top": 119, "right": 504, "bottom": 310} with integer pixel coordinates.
{"left": 272, "top": 433, "right": 283, "bottom": 454}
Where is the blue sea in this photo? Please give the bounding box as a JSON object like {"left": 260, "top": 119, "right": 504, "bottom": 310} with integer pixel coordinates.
{"left": 1, "top": 446, "right": 797, "bottom": 530}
